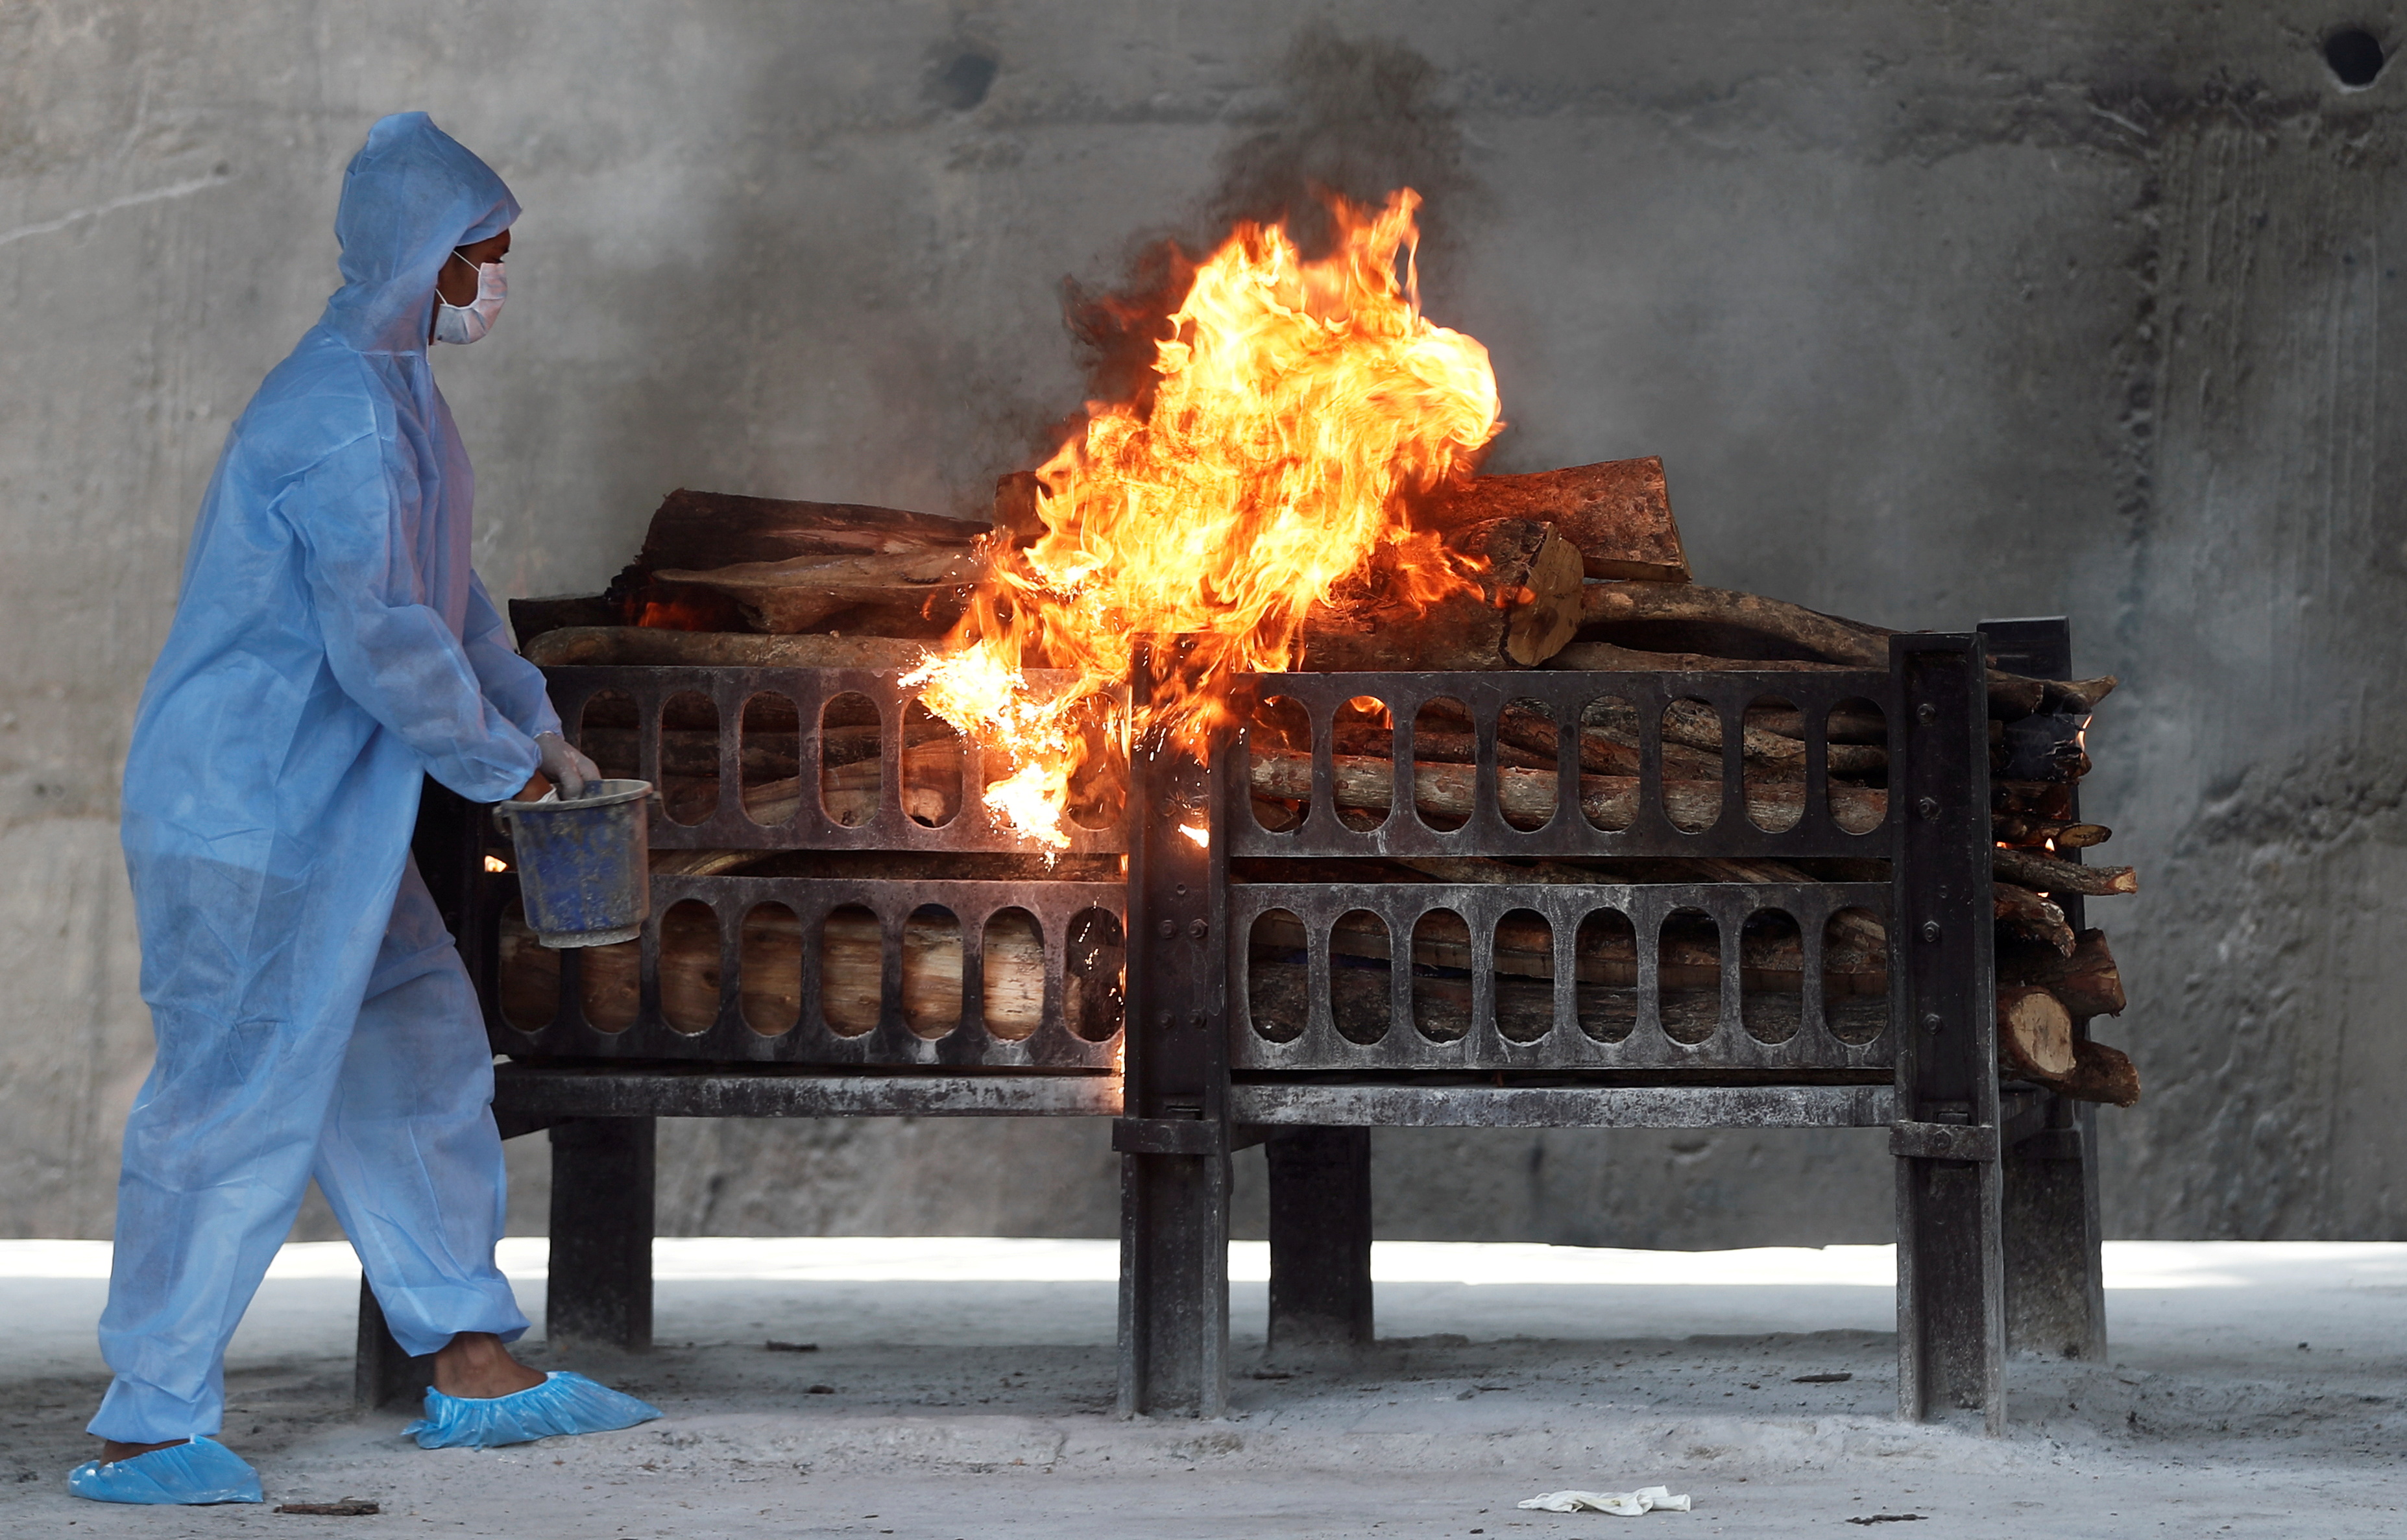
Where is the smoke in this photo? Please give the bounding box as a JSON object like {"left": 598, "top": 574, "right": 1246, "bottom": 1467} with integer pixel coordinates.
{"left": 1205, "top": 23, "right": 1475, "bottom": 261}
{"left": 1060, "top": 23, "right": 1481, "bottom": 409}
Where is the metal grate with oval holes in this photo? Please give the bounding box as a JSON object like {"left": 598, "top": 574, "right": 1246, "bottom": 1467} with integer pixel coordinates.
{"left": 543, "top": 666, "right": 1128, "bottom": 855}
{"left": 476, "top": 666, "right": 1125, "bottom": 1069}
{"left": 474, "top": 664, "right": 1896, "bottom": 1075}
{"left": 1226, "top": 879, "right": 1890, "bottom": 1072}
{"left": 492, "top": 873, "right": 1125, "bottom": 1068}
{"left": 1228, "top": 668, "right": 1893, "bottom": 861}
{"left": 1217, "top": 666, "right": 1896, "bottom": 1072}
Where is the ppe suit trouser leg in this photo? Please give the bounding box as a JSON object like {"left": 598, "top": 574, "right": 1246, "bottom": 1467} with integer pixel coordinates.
{"left": 309, "top": 861, "right": 526, "bottom": 1359}
{"left": 91, "top": 998, "right": 357, "bottom": 1442}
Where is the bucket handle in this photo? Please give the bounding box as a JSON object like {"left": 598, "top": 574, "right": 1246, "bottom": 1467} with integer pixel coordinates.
{"left": 490, "top": 793, "right": 549, "bottom": 837}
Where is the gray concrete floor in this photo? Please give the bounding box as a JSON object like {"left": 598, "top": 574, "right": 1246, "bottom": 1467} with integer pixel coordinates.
{"left": 2, "top": 1239, "right": 2402, "bottom": 1537}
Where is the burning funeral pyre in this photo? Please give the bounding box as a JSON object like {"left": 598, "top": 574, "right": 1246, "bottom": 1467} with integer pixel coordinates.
{"left": 502, "top": 190, "right": 2138, "bottom": 1107}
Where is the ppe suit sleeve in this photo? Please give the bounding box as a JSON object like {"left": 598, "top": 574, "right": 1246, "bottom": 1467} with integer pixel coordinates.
{"left": 463, "top": 572, "right": 564, "bottom": 741}
{"left": 280, "top": 435, "right": 542, "bottom": 803}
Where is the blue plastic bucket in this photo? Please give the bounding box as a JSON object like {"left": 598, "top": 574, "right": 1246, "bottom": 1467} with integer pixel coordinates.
{"left": 492, "top": 778, "right": 653, "bottom": 949}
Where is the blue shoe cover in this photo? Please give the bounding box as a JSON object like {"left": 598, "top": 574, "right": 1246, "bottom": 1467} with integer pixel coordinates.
{"left": 68, "top": 1436, "right": 263, "bottom": 1505}
{"left": 406, "top": 1371, "right": 660, "bottom": 1449}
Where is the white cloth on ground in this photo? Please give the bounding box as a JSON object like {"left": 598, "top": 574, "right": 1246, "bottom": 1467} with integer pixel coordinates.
{"left": 1519, "top": 1486, "right": 1693, "bottom": 1515}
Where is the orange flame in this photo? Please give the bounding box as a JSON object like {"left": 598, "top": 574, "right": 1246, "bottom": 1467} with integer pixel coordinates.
{"left": 910, "top": 189, "right": 1501, "bottom": 847}
{"left": 634, "top": 596, "right": 727, "bottom": 631}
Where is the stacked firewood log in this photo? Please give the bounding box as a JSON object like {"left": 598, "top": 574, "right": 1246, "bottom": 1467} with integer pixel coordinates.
{"left": 502, "top": 460, "right": 2138, "bottom": 1105}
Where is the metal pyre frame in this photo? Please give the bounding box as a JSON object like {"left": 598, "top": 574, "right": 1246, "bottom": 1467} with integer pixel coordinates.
{"left": 359, "top": 621, "right": 2104, "bottom": 1434}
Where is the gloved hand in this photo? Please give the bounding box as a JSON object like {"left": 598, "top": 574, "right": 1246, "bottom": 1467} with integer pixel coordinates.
{"left": 533, "top": 732, "right": 599, "bottom": 800}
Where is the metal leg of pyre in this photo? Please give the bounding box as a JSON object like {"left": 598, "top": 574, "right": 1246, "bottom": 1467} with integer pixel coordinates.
{"left": 1115, "top": 656, "right": 1235, "bottom": 1417}
{"left": 1264, "top": 1126, "right": 1373, "bottom": 1356}
{"left": 1890, "top": 634, "right": 2007, "bottom": 1432}
{"left": 546, "top": 1116, "right": 656, "bottom": 1352}
{"left": 354, "top": 1279, "right": 437, "bottom": 1413}
{"left": 1117, "top": 1134, "right": 1231, "bottom": 1417}
{"left": 2002, "top": 1098, "right": 2108, "bottom": 1360}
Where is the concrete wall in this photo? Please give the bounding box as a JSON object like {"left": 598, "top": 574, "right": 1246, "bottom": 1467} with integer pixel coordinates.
{"left": 5, "top": 1, "right": 2403, "bottom": 1245}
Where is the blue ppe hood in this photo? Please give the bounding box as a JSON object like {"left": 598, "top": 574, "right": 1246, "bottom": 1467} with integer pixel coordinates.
{"left": 325, "top": 110, "right": 519, "bottom": 354}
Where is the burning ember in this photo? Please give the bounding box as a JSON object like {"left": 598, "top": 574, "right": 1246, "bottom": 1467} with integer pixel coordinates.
{"left": 908, "top": 189, "right": 1502, "bottom": 848}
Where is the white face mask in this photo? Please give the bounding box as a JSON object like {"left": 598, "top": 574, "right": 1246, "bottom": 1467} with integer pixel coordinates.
{"left": 432, "top": 253, "right": 505, "bottom": 344}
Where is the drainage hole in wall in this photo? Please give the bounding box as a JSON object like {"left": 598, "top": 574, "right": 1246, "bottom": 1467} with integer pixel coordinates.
{"left": 930, "top": 50, "right": 998, "bottom": 110}
{"left": 2326, "top": 27, "right": 2386, "bottom": 88}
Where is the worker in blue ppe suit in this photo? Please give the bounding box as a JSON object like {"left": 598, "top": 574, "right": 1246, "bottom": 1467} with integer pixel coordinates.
{"left": 72, "top": 113, "right": 657, "bottom": 1508}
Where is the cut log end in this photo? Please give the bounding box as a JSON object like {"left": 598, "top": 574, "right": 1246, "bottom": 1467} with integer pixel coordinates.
{"left": 1998, "top": 985, "right": 2077, "bottom": 1078}
{"left": 1505, "top": 523, "right": 1586, "bottom": 664}
{"left": 2051, "top": 1039, "right": 2142, "bottom": 1107}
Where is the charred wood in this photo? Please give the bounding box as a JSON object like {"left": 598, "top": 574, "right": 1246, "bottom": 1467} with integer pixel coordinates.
{"left": 577, "top": 727, "right": 796, "bottom": 782}
{"left": 2051, "top": 677, "right": 2119, "bottom": 713}
{"left": 653, "top": 546, "right": 984, "bottom": 636}
{"left": 992, "top": 470, "right": 1047, "bottom": 544}
{"left": 651, "top": 849, "right": 1114, "bottom": 884}
{"left": 507, "top": 593, "right": 618, "bottom": 646}
{"left": 648, "top": 848, "right": 781, "bottom": 878}
{"left": 2047, "top": 1039, "right": 2142, "bottom": 1107}
{"left": 1547, "top": 640, "right": 1857, "bottom": 674}
{"left": 577, "top": 717, "right": 963, "bottom": 784}
{"left": 1298, "top": 518, "right": 1583, "bottom": 670}
{"left": 1750, "top": 702, "right": 1889, "bottom": 744}
{"left": 1245, "top": 747, "right": 1889, "bottom": 834}
{"left": 1992, "top": 813, "right": 2111, "bottom": 849}
{"left": 1994, "top": 882, "right": 2076, "bottom": 956}
{"left": 1331, "top": 721, "right": 1554, "bottom": 771}
{"left": 1656, "top": 699, "right": 1887, "bottom": 775}
{"left": 1364, "top": 698, "right": 1883, "bottom": 779}
{"left": 1991, "top": 845, "right": 2137, "bottom": 898}
{"left": 1996, "top": 930, "right": 2126, "bottom": 1018}
{"left": 1992, "top": 780, "right": 2077, "bottom": 819}
{"left": 1987, "top": 675, "right": 2116, "bottom": 720}
{"left": 1563, "top": 596, "right": 2094, "bottom": 722}
{"left": 605, "top": 487, "right": 985, "bottom": 614}
{"left": 1326, "top": 703, "right": 1715, "bottom": 779}
{"left": 1578, "top": 581, "right": 1891, "bottom": 665}
{"left": 524, "top": 627, "right": 932, "bottom": 671}
{"left": 1410, "top": 457, "right": 1690, "bottom": 582}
